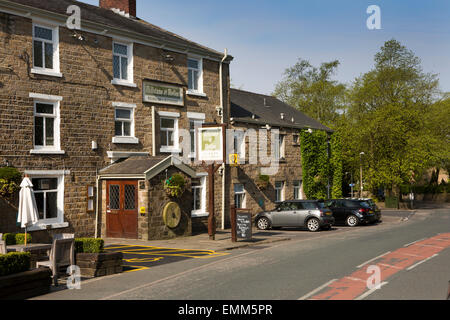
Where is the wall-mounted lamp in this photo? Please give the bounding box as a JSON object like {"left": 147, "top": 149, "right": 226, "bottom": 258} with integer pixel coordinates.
{"left": 164, "top": 54, "right": 174, "bottom": 62}
{"left": 92, "top": 141, "right": 98, "bottom": 151}
{"left": 266, "top": 124, "right": 271, "bottom": 131}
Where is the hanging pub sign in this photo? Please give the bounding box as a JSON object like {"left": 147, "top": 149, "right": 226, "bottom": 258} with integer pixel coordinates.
{"left": 143, "top": 80, "right": 184, "bottom": 106}
{"left": 197, "top": 124, "right": 226, "bottom": 163}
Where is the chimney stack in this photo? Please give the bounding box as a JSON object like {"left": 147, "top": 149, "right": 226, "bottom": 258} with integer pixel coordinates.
{"left": 99, "top": 0, "right": 136, "bottom": 17}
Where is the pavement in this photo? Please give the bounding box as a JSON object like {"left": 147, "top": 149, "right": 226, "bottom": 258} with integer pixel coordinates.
{"left": 103, "top": 229, "right": 292, "bottom": 253}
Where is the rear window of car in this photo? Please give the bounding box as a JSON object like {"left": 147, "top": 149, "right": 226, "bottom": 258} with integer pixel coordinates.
{"left": 302, "top": 202, "right": 319, "bottom": 210}
{"left": 318, "top": 202, "right": 330, "bottom": 209}
{"left": 358, "top": 201, "right": 371, "bottom": 208}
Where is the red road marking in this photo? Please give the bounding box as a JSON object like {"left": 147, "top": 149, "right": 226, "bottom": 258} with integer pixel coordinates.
{"left": 310, "top": 233, "right": 450, "bottom": 300}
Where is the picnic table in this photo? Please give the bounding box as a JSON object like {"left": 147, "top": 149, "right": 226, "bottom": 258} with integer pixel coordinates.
{"left": 7, "top": 244, "right": 52, "bottom": 268}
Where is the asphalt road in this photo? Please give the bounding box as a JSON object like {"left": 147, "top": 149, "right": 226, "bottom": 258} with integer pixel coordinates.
{"left": 34, "top": 207, "right": 450, "bottom": 300}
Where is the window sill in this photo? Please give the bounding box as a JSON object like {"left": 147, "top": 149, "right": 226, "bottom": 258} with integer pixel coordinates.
{"left": 112, "top": 136, "right": 139, "bottom": 144}
{"left": 187, "top": 90, "right": 207, "bottom": 98}
{"left": 28, "top": 222, "right": 69, "bottom": 232}
{"left": 30, "top": 149, "right": 65, "bottom": 155}
{"left": 160, "top": 147, "right": 181, "bottom": 154}
{"left": 31, "top": 68, "right": 63, "bottom": 78}
{"left": 191, "top": 211, "right": 209, "bottom": 218}
{"left": 111, "top": 79, "right": 137, "bottom": 88}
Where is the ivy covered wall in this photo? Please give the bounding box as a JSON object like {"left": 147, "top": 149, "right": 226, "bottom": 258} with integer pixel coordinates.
{"left": 300, "top": 130, "right": 343, "bottom": 199}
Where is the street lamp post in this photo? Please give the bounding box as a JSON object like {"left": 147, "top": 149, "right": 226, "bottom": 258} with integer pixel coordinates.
{"left": 345, "top": 172, "right": 354, "bottom": 198}
{"left": 360, "top": 152, "right": 365, "bottom": 198}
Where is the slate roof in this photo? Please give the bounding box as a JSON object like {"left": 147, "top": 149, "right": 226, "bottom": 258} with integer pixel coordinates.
{"left": 6, "top": 0, "right": 231, "bottom": 60}
{"left": 100, "top": 156, "right": 167, "bottom": 176}
{"left": 99, "top": 155, "right": 198, "bottom": 179}
{"left": 230, "top": 89, "right": 333, "bottom": 132}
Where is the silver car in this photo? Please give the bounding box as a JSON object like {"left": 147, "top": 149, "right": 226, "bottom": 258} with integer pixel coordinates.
{"left": 255, "top": 200, "right": 335, "bottom": 232}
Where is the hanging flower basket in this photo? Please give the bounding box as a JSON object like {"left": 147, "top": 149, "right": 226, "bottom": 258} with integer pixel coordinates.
{"left": 163, "top": 173, "right": 186, "bottom": 198}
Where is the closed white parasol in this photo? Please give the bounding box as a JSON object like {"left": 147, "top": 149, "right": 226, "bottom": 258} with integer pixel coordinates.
{"left": 17, "top": 176, "right": 39, "bottom": 246}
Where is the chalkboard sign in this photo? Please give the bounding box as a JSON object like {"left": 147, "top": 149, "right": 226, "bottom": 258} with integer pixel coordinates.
{"left": 236, "top": 212, "right": 252, "bottom": 240}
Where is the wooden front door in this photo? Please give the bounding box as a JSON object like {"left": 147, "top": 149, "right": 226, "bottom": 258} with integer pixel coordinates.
{"left": 106, "top": 180, "right": 138, "bottom": 239}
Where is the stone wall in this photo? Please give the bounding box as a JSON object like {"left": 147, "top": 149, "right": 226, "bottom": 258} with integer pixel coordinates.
{"left": 147, "top": 167, "right": 193, "bottom": 240}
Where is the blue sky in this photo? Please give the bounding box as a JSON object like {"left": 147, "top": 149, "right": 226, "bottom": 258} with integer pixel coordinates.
{"left": 79, "top": 0, "right": 450, "bottom": 95}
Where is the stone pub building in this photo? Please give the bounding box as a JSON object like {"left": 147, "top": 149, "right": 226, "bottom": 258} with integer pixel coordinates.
{"left": 0, "top": 0, "right": 330, "bottom": 241}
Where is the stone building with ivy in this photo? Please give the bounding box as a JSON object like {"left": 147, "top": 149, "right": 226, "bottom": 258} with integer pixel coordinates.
{"left": 229, "top": 89, "right": 333, "bottom": 216}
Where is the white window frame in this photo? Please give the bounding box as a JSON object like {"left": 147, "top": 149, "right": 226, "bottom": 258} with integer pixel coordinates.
{"left": 112, "top": 102, "right": 139, "bottom": 144}
{"left": 187, "top": 56, "right": 204, "bottom": 96}
{"left": 31, "top": 22, "right": 61, "bottom": 77}
{"left": 294, "top": 180, "right": 303, "bottom": 200}
{"left": 30, "top": 93, "right": 64, "bottom": 154}
{"left": 275, "top": 134, "right": 286, "bottom": 161}
{"left": 188, "top": 112, "right": 205, "bottom": 159}
{"left": 275, "top": 181, "right": 285, "bottom": 202}
{"left": 233, "top": 130, "right": 246, "bottom": 164}
{"left": 234, "top": 184, "right": 246, "bottom": 209}
{"left": 159, "top": 111, "right": 180, "bottom": 153}
{"left": 111, "top": 41, "right": 136, "bottom": 87}
{"left": 26, "top": 171, "right": 68, "bottom": 231}
{"left": 191, "top": 176, "right": 207, "bottom": 217}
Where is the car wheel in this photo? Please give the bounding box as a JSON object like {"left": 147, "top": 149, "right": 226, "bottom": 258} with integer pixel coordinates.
{"left": 306, "top": 218, "right": 320, "bottom": 232}
{"left": 346, "top": 215, "right": 359, "bottom": 227}
{"left": 257, "top": 217, "right": 271, "bottom": 230}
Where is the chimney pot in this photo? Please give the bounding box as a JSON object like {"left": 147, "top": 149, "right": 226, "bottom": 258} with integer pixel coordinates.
{"left": 99, "top": 0, "right": 136, "bottom": 17}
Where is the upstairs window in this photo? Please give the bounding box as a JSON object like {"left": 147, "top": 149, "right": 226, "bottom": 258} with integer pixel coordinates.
{"left": 188, "top": 57, "right": 203, "bottom": 94}
{"left": 115, "top": 108, "right": 133, "bottom": 137}
{"left": 190, "top": 120, "right": 203, "bottom": 157}
{"left": 112, "top": 42, "right": 134, "bottom": 86}
{"left": 113, "top": 43, "right": 128, "bottom": 80}
{"left": 233, "top": 131, "right": 246, "bottom": 164}
{"left": 160, "top": 118, "right": 176, "bottom": 148}
{"left": 274, "top": 134, "right": 286, "bottom": 160}
{"left": 33, "top": 100, "right": 61, "bottom": 152}
{"left": 32, "top": 24, "right": 60, "bottom": 75}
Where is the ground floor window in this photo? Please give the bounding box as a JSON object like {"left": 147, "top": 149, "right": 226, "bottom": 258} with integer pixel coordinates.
{"left": 234, "top": 184, "right": 246, "bottom": 209}
{"left": 191, "top": 177, "right": 207, "bottom": 217}
{"left": 294, "top": 180, "right": 303, "bottom": 200}
{"left": 275, "top": 181, "right": 285, "bottom": 202}
{"left": 30, "top": 173, "right": 64, "bottom": 225}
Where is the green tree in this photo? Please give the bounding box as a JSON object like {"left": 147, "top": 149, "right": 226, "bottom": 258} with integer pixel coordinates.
{"left": 273, "top": 59, "right": 346, "bottom": 126}
{"left": 342, "top": 39, "right": 445, "bottom": 196}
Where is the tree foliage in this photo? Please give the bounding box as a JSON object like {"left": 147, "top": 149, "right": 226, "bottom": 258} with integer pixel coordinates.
{"left": 275, "top": 39, "right": 449, "bottom": 198}
{"left": 342, "top": 39, "right": 446, "bottom": 195}
{"left": 274, "top": 59, "right": 346, "bottom": 126}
